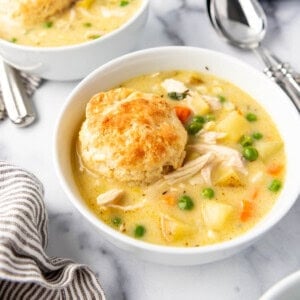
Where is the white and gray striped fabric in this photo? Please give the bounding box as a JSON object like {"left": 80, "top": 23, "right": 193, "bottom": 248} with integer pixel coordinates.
{"left": 0, "top": 161, "right": 105, "bottom": 299}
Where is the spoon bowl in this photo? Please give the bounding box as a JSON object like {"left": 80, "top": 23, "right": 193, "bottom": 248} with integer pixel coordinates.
{"left": 207, "top": 0, "right": 300, "bottom": 111}
{"left": 207, "top": 0, "right": 267, "bottom": 49}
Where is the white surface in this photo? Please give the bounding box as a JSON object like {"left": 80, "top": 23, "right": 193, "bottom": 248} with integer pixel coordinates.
{"left": 54, "top": 46, "right": 300, "bottom": 266}
{"left": 1, "top": 0, "right": 300, "bottom": 299}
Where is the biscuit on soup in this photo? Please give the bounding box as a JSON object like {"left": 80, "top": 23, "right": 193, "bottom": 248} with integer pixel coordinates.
{"left": 78, "top": 88, "right": 188, "bottom": 184}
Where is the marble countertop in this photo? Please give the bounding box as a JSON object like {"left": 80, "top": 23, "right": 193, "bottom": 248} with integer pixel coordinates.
{"left": 1, "top": 0, "right": 300, "bottom": 299}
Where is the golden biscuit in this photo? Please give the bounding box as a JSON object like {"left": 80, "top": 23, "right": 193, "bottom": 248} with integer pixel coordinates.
{"left": 78, "top": 88, "right": 188, "bottom": 184}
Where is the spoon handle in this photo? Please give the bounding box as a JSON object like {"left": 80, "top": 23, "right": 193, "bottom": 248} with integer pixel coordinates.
{"left": 0, "top": 57, "right": 36, "bottom": 127}
{"left": 254, "top": 46, "right": 300, "bottom": 112}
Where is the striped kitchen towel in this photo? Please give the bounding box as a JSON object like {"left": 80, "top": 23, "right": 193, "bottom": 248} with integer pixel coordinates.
{"left": 0, "top": 161, "right": 105, "bottom": 299}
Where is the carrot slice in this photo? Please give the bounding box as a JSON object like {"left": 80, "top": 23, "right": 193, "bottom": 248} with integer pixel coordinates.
{"left": 174, "top": 106, "right": 192, "bottom": 123}
{"left": 240, "top": 200, "right": 254, "bottom": 222}
{"left": 267, "top": 163, "right": 283, "bottom": 176}
{"left": 162, "top": 194, "right": 176, "bottom": 206}
{"left": 251, "top": 188, "right": 259, "bottom": 200}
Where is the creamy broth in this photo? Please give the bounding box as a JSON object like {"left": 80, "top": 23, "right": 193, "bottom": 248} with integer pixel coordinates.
{"left": 0, "top": 0, "right": 141, "bottom": 47}
{"left": 72, "top": 70, "right": 285, "bottom": 247}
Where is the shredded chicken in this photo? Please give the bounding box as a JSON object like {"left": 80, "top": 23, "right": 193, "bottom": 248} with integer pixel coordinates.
{"left": 107, "top": 199, "right": 147, "bottom": 212}
{"left": 97, "top": 188, "right": 146, "bottom": 211}
{"left": 97, "top": 189, "right": 124, "bottom": 205}
{"left": 251, "top": 171, "right": 264, "bottom": 183}
{"left": 76, "top": 6, "right": 94, "bottom": 17}
{"left": 162, "top": 153, "right": 214, "bottom": 185}
{"left": 223, "top": 101, "right": 236, "bottom": 111}
{"left": 160, "top": 214, "right": 174, "bottom": 242}
{"left": 198, "top": 131, "right": 227, "bottom": 144}
{"left": 188, "top": 160, "right": 216, "bottom": 186}
{"left": 201, "top": 95, "right": 222, "bottom": 111}
{"left": 69, "top": 7, "right": 76, "bottom": 22}
{"left": 161, "top": 79, "right": 188, "bottom": 94}
{"left": 203, "top": 121, "right": 216, "bottom": 131}
{"left": 101, "top": 7, "right": 125, "bottom": 18}
{"left": 189, "top": 144, "right": 247, "bottom": 175}
{"left": 200, "top": 164, "right": 214, "bottom": 185}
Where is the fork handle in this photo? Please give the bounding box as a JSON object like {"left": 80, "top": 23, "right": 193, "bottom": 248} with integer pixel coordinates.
{"left": 264, "top": 63, "right": 300, "bottom": 112}
{"left": 254, "top": 46, "right": 300, "bottom": 112}
{"left": 0, "top": 57, "right": 36, "bottom": 127}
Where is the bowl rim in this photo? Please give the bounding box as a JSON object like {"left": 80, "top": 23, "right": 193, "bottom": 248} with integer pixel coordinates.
{"left": 54, "top": 46, "right": 300, "bottom": 256}
{"left": 260, "top": 270, "right": 300, "bottom": 299}
{"left": 0, "top": 0, "right": 149, "bottom": 52}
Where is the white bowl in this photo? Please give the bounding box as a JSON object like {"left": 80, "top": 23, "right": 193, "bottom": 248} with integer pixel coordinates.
{"left": 0, "top": 0, "right": 149, "bottom": 81}
{"left": 54, "top": 46, "right": 300, "bottom": 265}
{"left": 260, "top": 270, "right": 300, "bottom": 300}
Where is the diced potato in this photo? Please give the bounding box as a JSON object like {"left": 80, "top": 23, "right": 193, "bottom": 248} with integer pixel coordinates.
{"left": 202, "top": 200, "right": 233, "bottom": 230}
{"left": 186, "top": 94, "right": 210, "bottom": 115}
{"left": 213, "top": 167, "right": 244, "bottom": 187}
{"left": 256, "top": 141, "right": 283, "bottom": 161}
{"left": 76, "top": 0, "right": 95, "bottom": 9}
{"left": 160, "top": 215, "right": 195, "bottom": 242}
{"left": 216, "top": 110, "right": 250, "bottom": 142}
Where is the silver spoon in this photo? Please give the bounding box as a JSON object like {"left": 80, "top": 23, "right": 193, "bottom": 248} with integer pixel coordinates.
{"left": 207, "top": 0, "right": 300, "bottom": 111}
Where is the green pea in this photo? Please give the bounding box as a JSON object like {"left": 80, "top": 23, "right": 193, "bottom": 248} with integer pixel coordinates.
{"left": 201, "top": 187, "right": 215, "bottom": 199}
{"left": 218, "top": 95, "right": 226, "bottom": 103}
{"left": 178, "top": 195, "right": 194, "bottom": 210}
{"left": 268, "top": 179, "right": 282, "bottom": 192}
{"left": 187, "top": 122, "right": 202, "bottom": 135}
{"left": 112, "top": 217, "right": 122, "bottom": 226}
{"left": 10, "top": 37, "right": 17, "bottom": 43}
{"left": 246, "top": 112, "right": 257, "bottom": 122}
{"left": 192, "top": 115, "right": 206, "bottom": 124}
{"left": 43, "top": 21, "right": 53, "bottom": 28}
{"left": 242, "top": 146, "right": 259, "bottom": 161}
{"left": 134, "top": 225, "right": 146, "bottom": 238}
{"left": 239, "top": 135, "right": 253, "bottom": 147}
{"left": 252, "top": 132, "right": 263, "bottom": 140}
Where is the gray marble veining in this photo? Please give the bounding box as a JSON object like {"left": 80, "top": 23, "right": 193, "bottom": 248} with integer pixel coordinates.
{"left": 0, "top": 0, "right": 299, "bottom": 299}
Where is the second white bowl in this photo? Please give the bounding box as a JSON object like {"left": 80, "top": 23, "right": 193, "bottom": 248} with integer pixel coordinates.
{"left": 0, "top": 0, "right": 149, "bottom": 81}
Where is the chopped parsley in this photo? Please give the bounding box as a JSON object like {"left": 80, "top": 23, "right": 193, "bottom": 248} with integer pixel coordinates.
{"left": 43, "top": 21, "right": 53, "bottom": 28}
{"left": 112, "top": 217, "right": 122, "bottom": 226}
{"left": 218, "top": 95, "right": 226, "bottom": 103}
{"left": 168, "top": 90, "right": 189, "bottom": 100}
{"left": 89, "top": 34, "right": 101, "bottom": 39}
{"left": 83, "top": 22, "right": 92, "bottom": 27}
{"left": 120, "top": 0, "right": 129, "bottom": 6}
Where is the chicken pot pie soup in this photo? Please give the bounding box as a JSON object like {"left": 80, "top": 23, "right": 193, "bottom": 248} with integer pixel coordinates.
{"left": 0, "top": 0, "right": 142, "bottom": 47}
{"left": 72, "top": 70, "right": 285, "bottom": 247}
